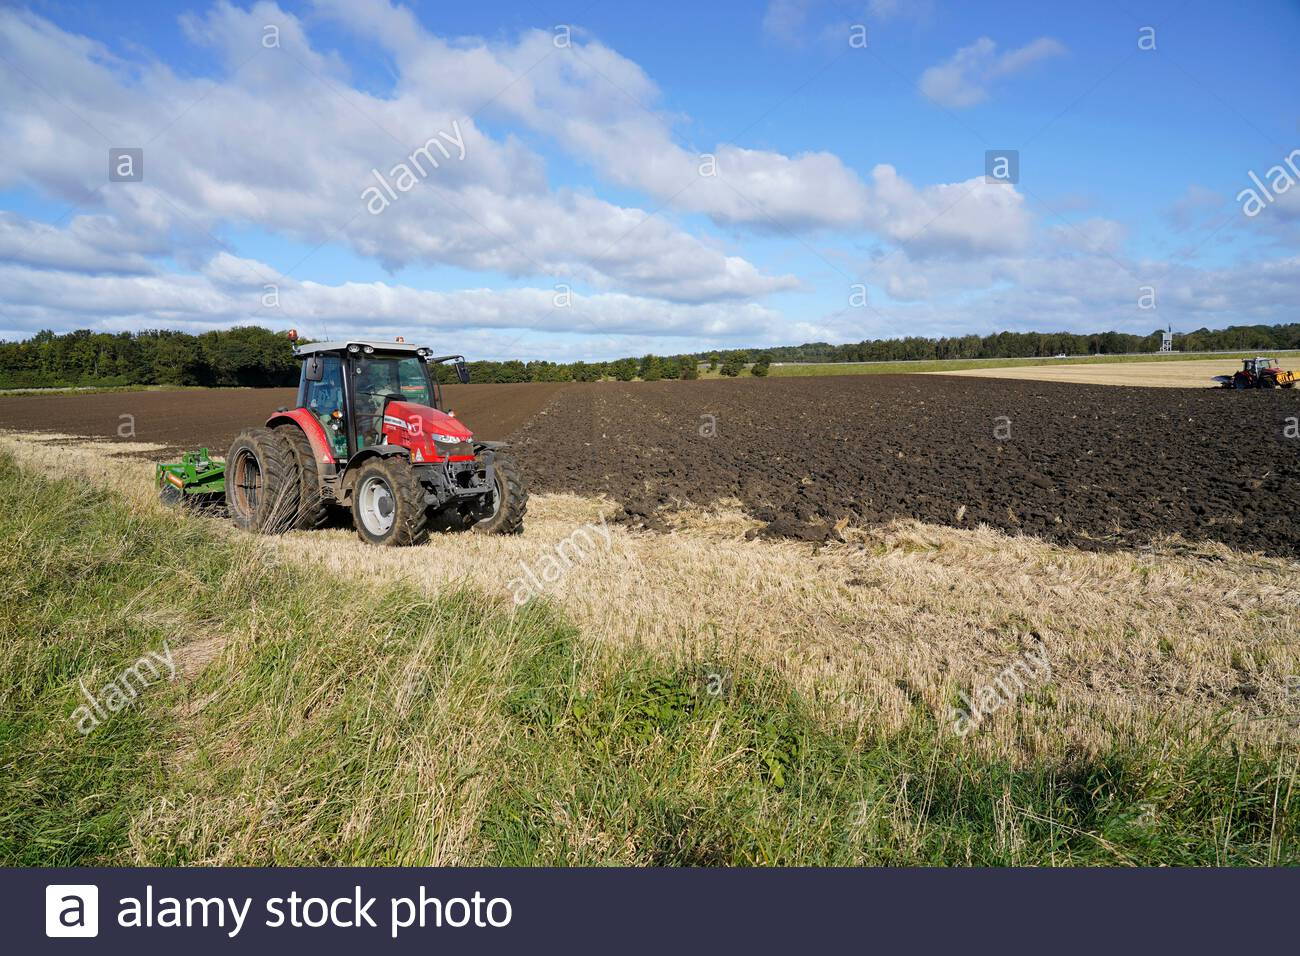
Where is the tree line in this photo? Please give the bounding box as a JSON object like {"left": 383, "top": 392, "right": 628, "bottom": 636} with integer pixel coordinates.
{"left": 1, "top": 323, "right": 1297, "bottom": 388}
{"left": 697, "top": 324, "right": 1300, "bottom": 365}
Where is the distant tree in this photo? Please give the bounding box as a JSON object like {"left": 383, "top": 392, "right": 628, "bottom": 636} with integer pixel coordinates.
{"left": 720, "top": 355, "right": 745, "bottom": 377}
{"left": 707, "top": 352, "right": 721, "bottom": 371}
{"left": 152, "top": 334, "right": 202, "bottom": 386}
{"left": 751, "top": 353, "right": 772, "bottom": 377}
{"left": 640, "top": 354, "right": 663, "bottom": 381}
{"left": 609, "top": 357, "right": 638, "bottom": 381}
{"left": 679, "top": 357, "right": 698, "bottom": 379}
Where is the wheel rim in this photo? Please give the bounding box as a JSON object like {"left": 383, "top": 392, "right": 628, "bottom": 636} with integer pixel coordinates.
{"left": 232, "top": 448, "right": 261, "bottom": 514}
{"left": 358, "top": 474, "right": 396, "bottom": 536}
{"left": 488, "top": 470, "right": 505, "bottom": 519}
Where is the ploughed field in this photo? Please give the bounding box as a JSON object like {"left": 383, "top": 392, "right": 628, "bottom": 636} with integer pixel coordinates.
{"left": 510, "top": 375, "right": 1300, "bottom": 557}
{"left": 0, "top": 381, "right": 571, "bottom": 451}
{"left": 3, "top": 374, "right": 1297, "bottom": 557}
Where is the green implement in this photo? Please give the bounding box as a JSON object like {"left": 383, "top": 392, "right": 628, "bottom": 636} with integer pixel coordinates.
{"left": 155, "top": 448, "right": 226, "bottom": 505}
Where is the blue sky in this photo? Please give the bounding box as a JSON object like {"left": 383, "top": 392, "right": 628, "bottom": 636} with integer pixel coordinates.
{"left": 1, "top": 0, "right": 1297, "bottom": 359}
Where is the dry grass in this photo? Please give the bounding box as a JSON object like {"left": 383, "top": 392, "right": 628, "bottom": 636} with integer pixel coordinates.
{"left": 4, "top": 429, "right": 1298, "bottom": 765}
{"left": 929, "top": 358, "right": 1254, "bottom": 388}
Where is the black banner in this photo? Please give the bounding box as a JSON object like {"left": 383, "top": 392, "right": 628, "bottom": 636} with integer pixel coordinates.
{"left": 9, "top": 868, "right": 1298, "bottom": 952}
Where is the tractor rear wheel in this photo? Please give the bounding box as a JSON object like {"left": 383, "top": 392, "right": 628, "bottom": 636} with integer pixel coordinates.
{"left": 473, "top": 453, "right": 527, "bottom": 535}
{"left": 351, "top": 457, "right": 430, "bottom": 546}
{"left": 226, "top": 427, "right": 300, "bottom": 534}
{"left": 274, "top": 423, "right": 331, "bottom": 530}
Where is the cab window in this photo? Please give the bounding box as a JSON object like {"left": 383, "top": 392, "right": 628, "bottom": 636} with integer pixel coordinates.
{"left": 303, "top": 355, "right": 346, "bottom": 455}
{"left": 352, "top": 356, "right": 432, "bottom": 450}
{"left": 397, "top": 358, "right": 432, "bottom": 403}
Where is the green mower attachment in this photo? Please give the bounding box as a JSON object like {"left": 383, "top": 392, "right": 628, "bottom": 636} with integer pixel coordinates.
{"left": 156, "top": 448, "right": 226, "bottom": 504}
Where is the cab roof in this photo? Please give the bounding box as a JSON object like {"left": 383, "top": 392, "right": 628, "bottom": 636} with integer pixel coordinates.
{"left": 293, "top": 340, "right": 427, "bottom": 357}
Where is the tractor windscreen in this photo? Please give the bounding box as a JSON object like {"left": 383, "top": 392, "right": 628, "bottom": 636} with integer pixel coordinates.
{"left": 353, "top": 355, "right": 433, "bottom": 407}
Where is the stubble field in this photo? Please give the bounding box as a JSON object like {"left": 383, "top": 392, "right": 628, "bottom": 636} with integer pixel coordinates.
{"left": 931, "top": 358, "right": 1248, "bottom": 387}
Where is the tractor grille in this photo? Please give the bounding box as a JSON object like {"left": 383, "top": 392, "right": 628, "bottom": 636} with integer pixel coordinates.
{"left": 446, "top": 457, "right": 489, "bottom": 492}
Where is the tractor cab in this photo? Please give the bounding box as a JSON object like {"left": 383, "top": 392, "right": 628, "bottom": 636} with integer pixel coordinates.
{"left": 289, "top": 340, "right": 471, "bottom": 462}
{"left": 1243, "top": 357, "right": 1279, "bottom": 375}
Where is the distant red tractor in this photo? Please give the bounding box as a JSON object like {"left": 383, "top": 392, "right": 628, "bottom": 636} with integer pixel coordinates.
{"left": 158, "top": 337, "right": 526, "bottom": 545}
{"left": 1213, "top": 357, "right": 1298, "bottom": 390}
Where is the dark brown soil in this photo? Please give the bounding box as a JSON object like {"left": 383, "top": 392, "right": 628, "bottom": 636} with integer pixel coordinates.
{"left": 0, "top": 382, "right": 573, "bottom": 453}
{"left": 509, "top": 375, "right": 1300, "bottom": 557}
{"left": 5, "top": 375, "right": 1297, "bottom": 557}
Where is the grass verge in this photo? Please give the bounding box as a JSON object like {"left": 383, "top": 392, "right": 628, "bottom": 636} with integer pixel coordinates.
{"left": 0, "top": 451, "right": 1296, "bottom": 865}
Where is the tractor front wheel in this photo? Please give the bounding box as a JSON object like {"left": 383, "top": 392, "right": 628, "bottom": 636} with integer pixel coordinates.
{"left": 351, "top": 457, "right": 430, "bottom": 546}
{"left": 226, "top": 427, "right": 300, "bottom": 534}
{"left": 472, "top": 453, "right": 527, "bottom": 535}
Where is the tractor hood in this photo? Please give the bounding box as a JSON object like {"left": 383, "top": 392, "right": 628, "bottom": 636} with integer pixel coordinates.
{"left": 385, "top": 401, "right": 473, "bottom": 441}
{"left": 381, "top": 400, "right": 475, "bottom": 461}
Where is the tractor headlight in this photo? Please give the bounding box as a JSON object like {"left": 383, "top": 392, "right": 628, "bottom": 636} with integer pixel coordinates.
{"left": 363, "top": 345, "right": 374, "bottom": 354}
{"left": 347, "top": 344, "right": 360, "bottom": 353}
{"left": 428, "top": 432, "right": 461, "bottom": 444}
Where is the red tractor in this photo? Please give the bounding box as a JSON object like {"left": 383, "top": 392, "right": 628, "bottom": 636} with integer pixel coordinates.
{"left": 1214, "top": 357, "right": 1299, "bottom": 389}
{"left": 160, "top": 338, "right": 526, "bottom": 545}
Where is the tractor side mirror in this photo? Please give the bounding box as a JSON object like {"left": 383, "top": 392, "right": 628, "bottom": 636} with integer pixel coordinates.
{"left": 455, "top": 360, "right": 470, "bottom": 384}
{"left": 304, "top": 355, "right": 325, "bottom": 382}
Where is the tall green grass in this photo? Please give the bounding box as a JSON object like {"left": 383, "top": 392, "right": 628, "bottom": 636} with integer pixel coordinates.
{"left": 0, "top": 452, "right": 1295, "bottom": 865}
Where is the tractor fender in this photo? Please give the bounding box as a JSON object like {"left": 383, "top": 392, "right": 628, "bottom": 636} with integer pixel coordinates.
{"left": 266, "top": 409, "right": 336, "bottom": 467}
{"left": 338, "top": 445, "right": 411, "bottom": 496}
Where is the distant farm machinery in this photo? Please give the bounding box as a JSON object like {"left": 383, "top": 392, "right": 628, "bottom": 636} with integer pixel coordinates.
{"left": 1213, "top": 357, "right": 1298, "bottom": 389}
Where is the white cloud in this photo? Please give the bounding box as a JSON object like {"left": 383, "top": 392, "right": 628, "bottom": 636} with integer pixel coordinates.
{"left": 919, "top": 36, "right": 1065, "bottom": 108}
{"left": 0, "top": 213, "right": 155, "bottom": 274}
{"left": 312, "top": 1, "right": 1019, "bottom": 245}
{"left": 0, "top": 0, "right": 1034, "bottom": 277}
{"left": 0, "top": 5, "right": 796, "bottom": 302}
{"left": 1047, "top": 217, "right": 1128, "bottom": 257}
{"left": 842, "top": 223, "right": 1300, "bottom": 341}
{"left": 867, "top": 166, "right": 1032, "bottom": 256}
{"left": 0, "top": 245, "right": 786, "bottom": 357}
